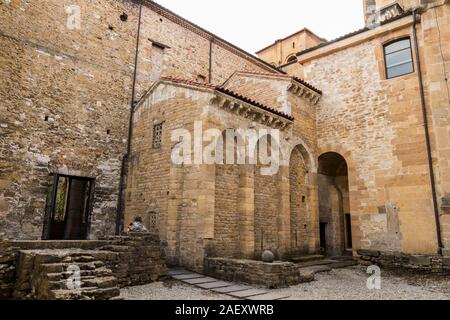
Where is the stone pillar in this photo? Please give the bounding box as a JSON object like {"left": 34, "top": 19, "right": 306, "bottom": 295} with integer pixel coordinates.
{"left": 277, "top": 165, "right": 291, "bottom": 259}
{"left": 164, "top": 164, "right": 183, "bottom": 265}
{"left": 308, "top": 172, "right": 320, "bottom": 253}
{"left": 178, "top": 163, "right": 215, "bottom": 272}
{"left": 238, "top": 164, "right": 255, "bottom": 258}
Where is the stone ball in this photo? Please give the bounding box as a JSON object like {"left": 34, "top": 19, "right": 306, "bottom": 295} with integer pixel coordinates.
{"left": 261, "top": 250, "right": 275, "bottom": 263}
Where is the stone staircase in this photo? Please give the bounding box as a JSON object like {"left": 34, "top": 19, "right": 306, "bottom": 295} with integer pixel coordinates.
{"left": 14, "top": 249, "right": 120, "bottom": 300}
{"left": 291, "top": 255, "right": 358, "bottom": 274}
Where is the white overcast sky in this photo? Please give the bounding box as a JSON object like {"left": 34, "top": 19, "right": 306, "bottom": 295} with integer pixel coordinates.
{"left": 156, "top": 0, "right": 366, "bottom": 54}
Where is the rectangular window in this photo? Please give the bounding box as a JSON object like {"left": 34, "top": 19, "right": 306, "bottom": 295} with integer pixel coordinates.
{"left": 152, "top": 123, "right": 163, "bottom": 149}
{"left": 384, "top": 38, "right": 414, "bottom": 79}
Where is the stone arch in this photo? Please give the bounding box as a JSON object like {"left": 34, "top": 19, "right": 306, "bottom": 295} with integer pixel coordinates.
{"left": 286, "top": 55, "right": 298, "bottom": 64}
{"left": 318, "top": 144, "right": 355, "bottom": 180}
{"left": 283, "top": 138, "right": 317, "bottom": 173}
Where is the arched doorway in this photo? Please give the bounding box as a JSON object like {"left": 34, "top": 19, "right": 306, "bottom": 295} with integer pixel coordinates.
{"left": 318, "top": 152, "right": 352, "bottom": 257}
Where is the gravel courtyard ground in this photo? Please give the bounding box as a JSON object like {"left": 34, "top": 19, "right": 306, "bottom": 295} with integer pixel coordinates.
{"left": 120, "top": 266, "right": 450, "bottom": 300}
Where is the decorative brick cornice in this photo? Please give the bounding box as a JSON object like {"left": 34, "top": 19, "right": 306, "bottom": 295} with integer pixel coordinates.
{"left": 136, "top": 77, "right": 294, "bottom": 130}
{"left": 288, "top": 82, "right": 321, "bottom": 105}
{"left": 212, "top": 93, "right": 293, "bottom": 131}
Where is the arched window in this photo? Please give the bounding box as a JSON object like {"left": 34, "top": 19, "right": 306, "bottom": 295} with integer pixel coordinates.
{"left": 287, "top": 55, "right": 298, "bottom": 63}
{"left": 384, "top": 38, "right": 414, "bottom": 79}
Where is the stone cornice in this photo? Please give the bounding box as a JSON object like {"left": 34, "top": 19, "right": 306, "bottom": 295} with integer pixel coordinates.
{"left": 212, "top": 93, "right": 293, "bottom": 131}
{"left": 289, "top": 80, "right": 322, "bottom": 105}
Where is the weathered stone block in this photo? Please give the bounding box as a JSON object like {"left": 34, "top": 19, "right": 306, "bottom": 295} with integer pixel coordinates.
{"left": 409, "top": 255, "right": 432, "bottom": 266}
{"left": 357, "top": 249, "right": 381, "bottom": 257}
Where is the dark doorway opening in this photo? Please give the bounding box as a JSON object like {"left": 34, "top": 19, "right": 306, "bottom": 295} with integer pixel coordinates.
{"left": 43, "top": 174, "right": 95, "bottom": 240}
{"left": 319, "top": 223, "right": 327, "bottom": 253}
{"left": 345, "top": 213, "right": 353, "bottom": 249}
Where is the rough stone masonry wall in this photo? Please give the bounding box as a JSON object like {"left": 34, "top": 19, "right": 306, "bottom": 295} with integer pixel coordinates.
{"left": 0, "top": 0, "right": 278, "bottom": 240}
{"left": 0, "top": 0, "right": 139, "bottom": 240}
{"left": 419, "top": 4, "right": 450, "bottom": 248}
{"left": 214, "top": 161, "right": 240, "bottom": 258}
{"left": 204, "top": 257, "right": 314, "bottom": 289}
{"left": 125, "top": 84, "right": 214, "bottom": 270}
{"left": 298, "top": 21, "right": 440, "bottom": 255}
{"left": 289, "top": 148, "right": 310, "bottom": 255}
{"left": 358, "top": 249, "right": 450, "bottom": 274}
{"left": 254, "top": 163, "right": 280, "bottom": 258}
{"left": 222, "top": 73, "right": 320, "bottom": 256}
{"left": 136, "top": 1, "right": 279, "bottom": 95}
{"left": 0, "top": 234, "right": 167, "bottom": 299}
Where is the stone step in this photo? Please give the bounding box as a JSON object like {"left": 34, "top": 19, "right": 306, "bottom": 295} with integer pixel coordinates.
{"left": 291, "top": 255, "right": 325, "bottom": 263}
{"left": 39, "top": 261, "right": 104, "bottom": 273}
{"left": 295, "top": 259, "right": 337, "bottom": 268}
{"left": 81, "top": 286, "right": 121, "bottom": 300}
{"left": 329, "top": 255, "right": 355, "bottom": 261}
{"left": 300, "top": 265, "right": 332, "bottom": 274}
{"left": 328, "top": 260, "right": 358, "bottom": 269}
{"left": 50, "top": 286, "right": 120, "bottom": 300}
{"left": 62, "top": 255, "right": 96, "bottom": 263}
{"left": 82, "top": 276, "right": 118, "bottom": 289}
{"left": 47, "top": 276, "right": 117, "bottom": 291}
{"left": 49, "top": 287, "right": 99, "bottom": 300}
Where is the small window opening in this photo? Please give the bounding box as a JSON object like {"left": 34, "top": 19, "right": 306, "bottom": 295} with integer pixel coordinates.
{"left": 152, "top": 123, "right": 163, "bottom": 149}
{"left": 120, "top": 13, "right": 128, "bottom": 22}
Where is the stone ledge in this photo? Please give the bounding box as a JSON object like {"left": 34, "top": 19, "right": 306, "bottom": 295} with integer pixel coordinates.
{"left": 358, "top": 250, "right": 450, "bottom": 274}
{"left": 357, "top": 249, "right": 381, "bottom": 258}
{"left": 204, "top": 257, "right": 314, "bottom": 289}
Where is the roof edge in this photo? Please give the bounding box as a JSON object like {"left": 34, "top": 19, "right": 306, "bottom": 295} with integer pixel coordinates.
{"left": 142, "top": 0, "right": 285, "bottom": 75}
{"left": 296, "top": 10, "right": 413, "bottom": 58}
{"left": 136, "top": 76, "right": 294, "bottom": 121}
{"left": 255, "top": 27, "right": 326, "bottom": 54}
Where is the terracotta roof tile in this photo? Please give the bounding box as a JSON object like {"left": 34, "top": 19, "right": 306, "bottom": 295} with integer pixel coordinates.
{"left": 227, "top": 71, "right": 322, "bottom": 95}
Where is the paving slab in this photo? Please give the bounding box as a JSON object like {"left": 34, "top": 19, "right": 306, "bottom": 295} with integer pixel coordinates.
{"left": 247, "top": 293, "right": 291, "bottom": 301}
{"left": 196, "top": 281, "right": 234, "bottom": 290}
{"left": 184, "top": 277, "right": 218, "bottom": 285}
{"left": 229, "top": 289, "right": 270, "bottom": 298}
{"left": 172, "top": 273, "right": 205, "bottom": 280}
{"left": 212, "top": 285, "right": 253, "bottom": 294}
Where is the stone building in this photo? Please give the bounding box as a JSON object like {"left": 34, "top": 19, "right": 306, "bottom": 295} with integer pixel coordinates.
{"left": 273, "top": 0, "right": 450, "bottom": 259}
{"left": 256, "top": 28, "right": 326, "bottom": 67}
{"left": 1, "top": 0, "right": 450, "bottom": 275}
